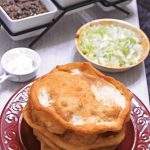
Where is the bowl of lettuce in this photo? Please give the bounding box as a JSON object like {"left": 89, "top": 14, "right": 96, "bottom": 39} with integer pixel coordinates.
{"left": 75, "top": 19, "right": 150, "bottom": 72}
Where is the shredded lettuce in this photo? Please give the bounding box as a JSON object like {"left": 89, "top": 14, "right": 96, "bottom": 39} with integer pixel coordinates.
{"left": 79, "top": 25, "right": 142, "bottom": 67}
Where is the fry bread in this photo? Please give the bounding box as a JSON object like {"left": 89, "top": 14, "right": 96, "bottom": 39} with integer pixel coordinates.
{"left": 23, "top": 62, "right": 132, "bottom": 150}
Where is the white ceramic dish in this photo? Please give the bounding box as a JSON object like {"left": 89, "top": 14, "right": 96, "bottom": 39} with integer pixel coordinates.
{"left": 3, "top": 27, "right": 46, "bottom": 41}
{"left": 0, "top": 0, "right": 58, "bottom": 33}
{"left": 0, "top": 48, "right": 41, "bottom": 83}
{"left": 55, "top": 0, "right": 88, "bottom": 7}
{"left": 75, "top": 19, "right": 150, "bottom": 73}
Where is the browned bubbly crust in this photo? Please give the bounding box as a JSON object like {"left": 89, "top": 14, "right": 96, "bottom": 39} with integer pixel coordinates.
{"left": 36, "top": 130, "right": 117, "bottom": 150}
{"left": 26, "top": 62, "right": 132, "bottom": 134}
{"left": 23, "top": 106, "right": 125, "bottom": 150}
{"left": 35, "top": 130, "right": 117, "bottom": 150}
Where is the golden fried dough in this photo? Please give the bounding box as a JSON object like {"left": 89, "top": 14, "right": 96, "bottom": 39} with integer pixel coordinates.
{"left": 36, "top": 130, "right": 116, "bottom": 150}
{"left": 34, "top": 129, "right": 61, "bottom": 150}
{"left": 27, "top": 62, "right": 132, "bottom": 134}
{"left": 23, "top": 62, "right": 132, "bottom": 150}
{"left": 23, "top": 105, "right": 125, "bottom": 150}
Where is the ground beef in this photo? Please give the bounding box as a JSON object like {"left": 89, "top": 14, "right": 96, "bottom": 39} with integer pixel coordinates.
{"left": 1, "top": 0, "right": 48, "bottom": 20}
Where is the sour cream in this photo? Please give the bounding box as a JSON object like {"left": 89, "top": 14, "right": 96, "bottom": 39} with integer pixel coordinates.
{"left": 6, "top": 55, "right": 36, "bottom": 75}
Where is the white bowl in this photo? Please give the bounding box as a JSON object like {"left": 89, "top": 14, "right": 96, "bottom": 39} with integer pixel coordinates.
{"left": 0, "top": 47, "right": 41, "bottom": 82}
{"left": 0, "top": 0, "right": 58, "bottom": 33}
{"left": 55, "top": 0, "right": 88, "bottom": 7}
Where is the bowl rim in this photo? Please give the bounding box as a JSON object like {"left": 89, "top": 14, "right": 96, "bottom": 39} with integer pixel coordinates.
{"left": 0, "top": 0, "right": 57, "bottom": 23}
{"left": 75, "top": 18, "right": 150, "bottom": 71}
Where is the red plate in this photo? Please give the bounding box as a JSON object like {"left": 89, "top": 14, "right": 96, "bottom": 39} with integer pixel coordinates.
{"left": 0, "top": 84, "right": 150, "bottom": 150}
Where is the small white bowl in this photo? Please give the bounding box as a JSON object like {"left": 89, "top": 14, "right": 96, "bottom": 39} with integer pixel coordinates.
{"left": 75, "top": 19, "right": 150, "bottom": 72}
{"left": 0, "top": 0, "right": 58, "bottom": 33}
{"left": 0, "top": 47, "right": 41, "bottom": 83}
